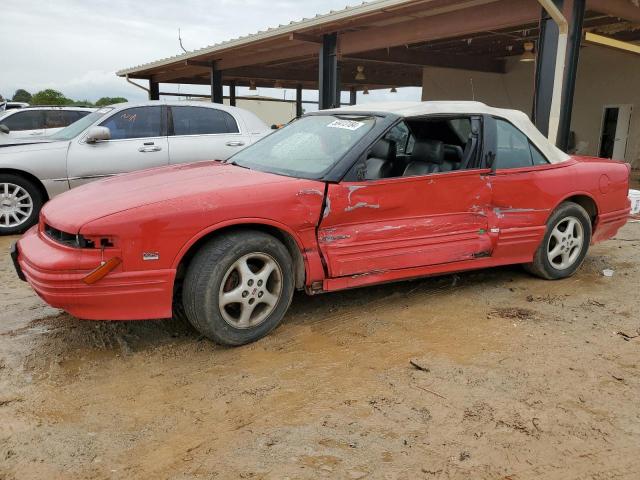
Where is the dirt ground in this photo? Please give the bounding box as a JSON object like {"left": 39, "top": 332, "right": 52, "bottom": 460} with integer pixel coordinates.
{"left": 1, "top": 219, "right": 639, "bottom": 479}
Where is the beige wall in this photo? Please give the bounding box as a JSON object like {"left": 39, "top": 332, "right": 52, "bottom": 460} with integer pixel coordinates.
{"left": 421, "top": 45, "right": 640, "bottom": 168}
{"left": 223, "top": 97, "right": 296, "bottom": 127}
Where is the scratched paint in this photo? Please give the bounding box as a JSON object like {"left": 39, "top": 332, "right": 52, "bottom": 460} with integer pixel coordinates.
{"left": 321, "top": 234, "right": 351, "bottom": 243}
{"left": 297, "top": 189, "right": 324, "bottom": 197}
{"left": 347, "top": 185, "right": 366, "bottom": 204}
{"left": 322, "top": 195, "right": 332, "bottom": 218}
{"left": 495, "top": 208, "right": 537, "bottom": 214}
{"left": 345, "top": 202, "right": 380, "bottom": 212}
{"left": 373, "top": 225, "right": 403, "bottom": 232}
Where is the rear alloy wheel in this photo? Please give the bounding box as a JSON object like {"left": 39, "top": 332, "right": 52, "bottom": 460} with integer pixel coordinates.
{"left": 0, "top": 174, "right": 42, "bottom": 235}
{"left": 182, "top": 230, "right": 294, "bottom": 345}
{"left": 546, "top": 216, "right": 584, "bottom": 270}
{"left": 525, "top": 202, "right": 592, "bottom": 280}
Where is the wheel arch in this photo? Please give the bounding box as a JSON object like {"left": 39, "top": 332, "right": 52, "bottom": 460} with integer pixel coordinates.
{"left": 0, "top": 168, "right": 50, "bottom": 203}
{"left": 555, "top": 192, "right": 599, "bottom": 227}
{"left": 172, "top": 219, "right": 308, "bottom": 291}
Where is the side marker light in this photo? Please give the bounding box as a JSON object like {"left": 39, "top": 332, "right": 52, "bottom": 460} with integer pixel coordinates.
{"left": 83, "top": 257, "right": 122, "bottom": 285}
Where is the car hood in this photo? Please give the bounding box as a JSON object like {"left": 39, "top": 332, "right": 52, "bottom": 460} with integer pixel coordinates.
{"left": 42, "top": 161, "right": 307, "bottom": 232}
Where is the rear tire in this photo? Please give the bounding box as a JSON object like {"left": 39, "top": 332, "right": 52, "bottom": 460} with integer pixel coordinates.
{"left": 525, "top": 202, "right": 591, "bottom": 280}
{"left": 0, "top": 174, "right": 43, "bottom": 235}
{"left": 182, "top": 230, "right": 294, "bottom": 346}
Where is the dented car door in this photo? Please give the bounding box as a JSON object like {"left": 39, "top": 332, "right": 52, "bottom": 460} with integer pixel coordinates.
{"left": 317, "top": 171, "right": 494, "bottom": 278}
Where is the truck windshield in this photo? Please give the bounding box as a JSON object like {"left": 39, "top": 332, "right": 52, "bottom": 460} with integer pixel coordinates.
{"left": 230, "top": 115, "right": 375, "bottom": 179}
{"left": 47, "top": 108, "right": 114, "bottom": 141}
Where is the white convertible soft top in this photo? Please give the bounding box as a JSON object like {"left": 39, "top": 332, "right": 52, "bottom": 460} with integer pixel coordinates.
{"left": 329, "top": 101, "right": 571, "bottom": 165}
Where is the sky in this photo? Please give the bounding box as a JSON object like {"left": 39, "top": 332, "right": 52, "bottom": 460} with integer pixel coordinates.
{"left": 1, "top": 0, "right": 420, "bottom": 106}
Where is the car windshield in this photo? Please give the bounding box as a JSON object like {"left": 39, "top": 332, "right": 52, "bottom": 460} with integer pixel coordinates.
{"left": 230, "top": 115, "right": 376, "bottom": 179}
{"left": 47, "top": 108, "right": 113, "bottom": 141}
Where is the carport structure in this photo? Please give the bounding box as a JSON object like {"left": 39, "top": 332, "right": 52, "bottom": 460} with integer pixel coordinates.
{"left": 117, "top": 0, "right": 640, "bottom": 150}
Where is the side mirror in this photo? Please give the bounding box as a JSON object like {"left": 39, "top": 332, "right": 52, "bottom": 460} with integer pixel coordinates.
{"left": 85, "top": 126, "right": 111, "bottom": 143}
{"left": 0, "top": 124, "right": 9, "bottom": 134}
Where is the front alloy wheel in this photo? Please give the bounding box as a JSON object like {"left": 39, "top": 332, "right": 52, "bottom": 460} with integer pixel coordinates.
{"left": 182, "top": 230, "right": 294, "bottom": 345}
{"left": 0, "top": 183, "right": 33, "bottom": 228}
{"left": 0, "top": 174, "right": 43, "bottom": 235}
{"left": 218, "top": 253, "right": 283, "bottom": 329}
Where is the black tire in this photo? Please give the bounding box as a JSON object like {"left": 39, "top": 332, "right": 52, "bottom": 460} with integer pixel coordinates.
{"left": 182, "top": 230, "right": 294, "bottom": 346}
{"left": 0, "top": 174, "right": 43, "bottom": 235}
{"left": 524, "top": 202, "right": 592, "bottom": 280}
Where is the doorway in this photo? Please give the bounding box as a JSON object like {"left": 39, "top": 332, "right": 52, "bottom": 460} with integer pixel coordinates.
{"left": 599, "top": 105, "right": 632, "bottom": 160}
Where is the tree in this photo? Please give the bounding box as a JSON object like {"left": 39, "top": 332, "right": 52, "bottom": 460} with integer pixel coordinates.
{"left": 12, "top": 89, "right": 32, "bottom": 103}
{"left": 95, "top": 97, "right": 128, "bottom": 107}
{"left": 30, "top": 89, "right": 72, "bottom": 105}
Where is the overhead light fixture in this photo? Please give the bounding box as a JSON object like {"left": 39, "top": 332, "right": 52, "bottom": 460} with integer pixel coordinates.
{"left": 355, "top": 65, "right": 366, "bottom": 81}
{"left": 363, "top": 85, "right": 369, "bottom": 95}
{"left": 274, "top": 80, "right": 283, "bottom": 89}
{"left": 390, "top": 86, "right": 397, "bottom": 93}
{"left": 249, "top": 80, "right": 257, "bottom": 91}
{"left": 520, "top": 41, "right": 536, "bottom": 62}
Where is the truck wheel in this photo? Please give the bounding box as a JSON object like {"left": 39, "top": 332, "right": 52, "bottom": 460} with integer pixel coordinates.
{"left": 182, "top": 230, "right": 294, "bottom": 346}
{"left": 525, "top": 202, "right": 592, "bottom": 280}
{"left": 0, "top": 174, "right": 43, "bottom": 235}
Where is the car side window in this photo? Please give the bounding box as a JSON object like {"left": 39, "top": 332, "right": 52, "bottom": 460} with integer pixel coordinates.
{"left": 530, "top": 142, "right": 549, "bottom": 165}
{"left": 384, "top": 122, "right": 412, "bottom": 154}
{"left": 44, "top": 111, "right": 83, "bottom": 129}
{"left": 171, "top": 106, "right": 239, "bottom": 136}
{"left": 100, "top": 107, "right": 162, "bottom": 140}
{"left": 2, "top": 111, "right": 45, "bottom": 131}
{"left": 495, "top": 119, "right": 533, "bottom": 169}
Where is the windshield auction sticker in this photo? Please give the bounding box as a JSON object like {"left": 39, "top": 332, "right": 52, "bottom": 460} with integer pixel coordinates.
{"left": 327, "top": 119, "right": 365, "bottom": 131}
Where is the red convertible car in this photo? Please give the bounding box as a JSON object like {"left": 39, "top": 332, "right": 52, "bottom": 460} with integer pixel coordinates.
{"left": 12, "top": 102, "right": 631, "bottom": 345}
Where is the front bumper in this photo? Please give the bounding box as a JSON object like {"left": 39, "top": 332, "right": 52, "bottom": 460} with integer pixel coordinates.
{"left": 16, "top": 226, "right": 176, "bottom": 320}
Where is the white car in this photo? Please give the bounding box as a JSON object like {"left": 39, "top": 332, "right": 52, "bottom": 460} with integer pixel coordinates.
{"left": 0, "top": 101, "right": 270, "bottom": 234}
{"left": 0, "top": 101, "right": 30, "bottom": 111}
{"left": 0, "top": 106, "right": 95, "bottom": 143}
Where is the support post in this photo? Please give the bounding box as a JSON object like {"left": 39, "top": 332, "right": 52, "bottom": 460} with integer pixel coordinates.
{"left": 296, "top": 84, "right": 303, "bottom": 118}
{"left": 349, "top": 86, "right": 357, "bottom": 106}
{"left": 149, "top": 80, "right": 159, "bottom": 100}
{"left": 532, "top": 0, "right": 568, "bottom": 145}
{"left": 229, "top": 81, "right": 236, "bottom": 106}
{"left": 557, "top": 0, "right": 585, "bottom": 151}
{"left": 319, "top": 33, "right": 341, "bottom": 109}
{"left": 210, "top": 63, "right": 223, "bottom": 104}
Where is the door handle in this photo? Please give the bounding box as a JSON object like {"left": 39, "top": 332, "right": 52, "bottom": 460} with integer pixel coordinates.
{"left": 225, "top": 141, "right": 245, "bottom": 147}
{"left": 29, "top": 131, "right": 42, "bottom": 135}
{"left": 138, "top": 146, "right": 162, "bottom": 152}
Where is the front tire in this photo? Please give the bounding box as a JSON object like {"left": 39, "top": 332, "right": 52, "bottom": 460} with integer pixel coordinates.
{"left": 182, "top": 230, "right": 295, "bottom": 346}
{"left": 0, "top": 174, "right": 43, "bottom": 235}
{"left": 525, "top": 202, "right": 592, "bottom": 280}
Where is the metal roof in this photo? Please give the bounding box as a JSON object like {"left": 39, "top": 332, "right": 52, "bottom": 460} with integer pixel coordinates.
{"left": 116, "top": 0, "right": 422, "bottom": 76}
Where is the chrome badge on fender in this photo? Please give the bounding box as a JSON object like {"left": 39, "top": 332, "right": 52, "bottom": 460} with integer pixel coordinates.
{"left": 142, "top": 252, "right": 160, "bottom": 261}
